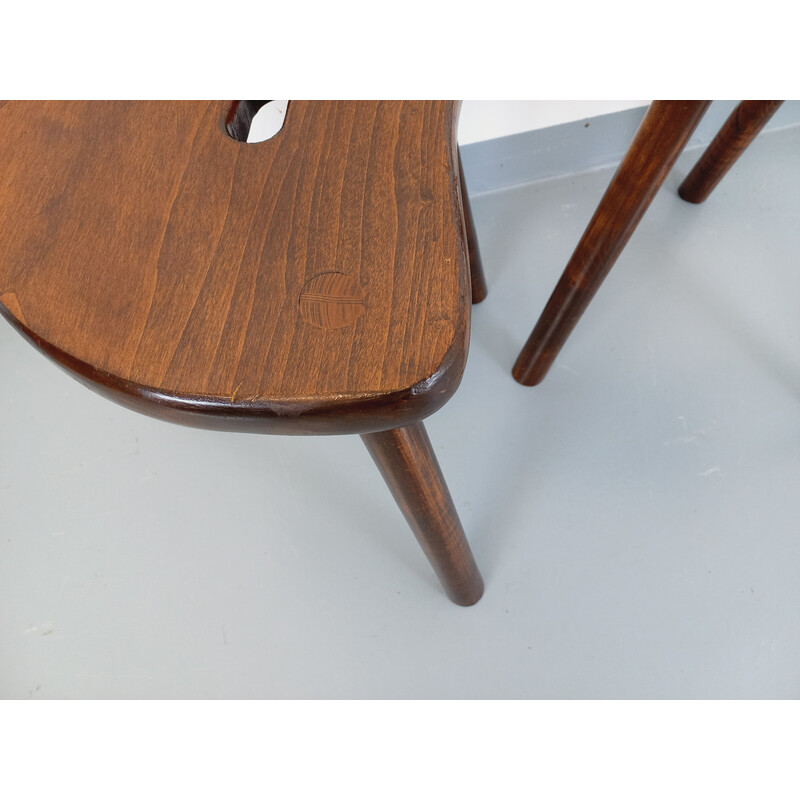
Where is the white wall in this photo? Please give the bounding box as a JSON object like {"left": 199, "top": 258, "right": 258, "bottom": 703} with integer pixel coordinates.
{"left": 246, "top": 101, "right": 650, "bottom": 147}
{"left": 459, "top": 100, "right": 648, "bottom": 144}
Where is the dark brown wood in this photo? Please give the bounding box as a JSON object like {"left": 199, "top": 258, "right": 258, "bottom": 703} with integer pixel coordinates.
{"left": 512, "top": 100, "right": 711, "bottom": 387}
{"left": 678, "top": 100, "right": 784, "bottom": 203}
{"left": 362, "top": 422, "right": 483, "bottom": 605}
{"left": 0, "top": 100, "right": 483, "bottom": 606}
{"left": 0, "top": 101, "right": 470, "bottom": 435}
{"left": 458, "top": 148, "right": 488, "bottom": 303}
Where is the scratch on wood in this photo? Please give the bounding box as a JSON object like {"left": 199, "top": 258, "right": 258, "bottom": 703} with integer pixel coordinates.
{"left": 230, "top": 381, "right": 243, "bottom": 404}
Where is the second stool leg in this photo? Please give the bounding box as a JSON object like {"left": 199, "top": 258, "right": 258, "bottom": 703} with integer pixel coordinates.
{"left": 512, "top": 100, "right": 711, "bottom": 387}
{"left": 458, "top": 148, "right": 488, "bottom": 304}
{"left": 678, "top": 100, "right": 784, "bottom": 204}
{"left": 362, "top": 421, "right": 484, "bottom": 606}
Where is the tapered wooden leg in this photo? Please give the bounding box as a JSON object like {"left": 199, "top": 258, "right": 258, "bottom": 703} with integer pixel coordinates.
{"left": 512, "top": 100, "right": 711, "bottom": 387}
{"left": 458, "top": 148, "right": 488, "bottom": 304}
{"left": 361, "top": 422, "right": 484, "bottom": 606}
{"left": 678, "top": 100, "right": 784, "bottom": 204}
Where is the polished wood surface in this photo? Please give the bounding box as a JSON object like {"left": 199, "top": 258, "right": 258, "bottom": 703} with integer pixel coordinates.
{"left": 0, "top": 101, "right": 470, "bottom": 435}
{"left": 512, "top": 100, "right": 711, "bottom": 386}
{"left": 362, "top": 422, "right": 484, "bottom": 605}
{"left": 0, "top": 100, "right": 483, "bottom": 605}
{"left": 678, "top": 100, "right": 784, "bottom": 203}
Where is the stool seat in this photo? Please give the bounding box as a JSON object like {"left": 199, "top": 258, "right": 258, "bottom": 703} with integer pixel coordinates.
{"left": 0, "top": 101, "right": 469, "bottom": 435}
{"left": 0, "top": 100, "right": 484, "bottom": 606}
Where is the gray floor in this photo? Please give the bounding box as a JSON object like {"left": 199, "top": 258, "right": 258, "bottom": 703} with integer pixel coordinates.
{"left": 2, "top": 122, "right": 798, "bottom": 699}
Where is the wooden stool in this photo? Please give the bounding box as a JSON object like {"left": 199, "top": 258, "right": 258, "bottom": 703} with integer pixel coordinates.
{"left": 0, "top": 101, "right": 487, "bottom": 605}
{"left": 511, "top": 100, "right": 784, "bottom": 386}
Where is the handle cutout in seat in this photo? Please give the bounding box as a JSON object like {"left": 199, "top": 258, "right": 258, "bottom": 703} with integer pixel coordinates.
{"left": 225, "top": 100, "right": 288, "bottom": 143}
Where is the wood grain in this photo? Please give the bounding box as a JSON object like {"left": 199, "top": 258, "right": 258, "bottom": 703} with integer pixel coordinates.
{"left": 678, "top": 100, "right": 784, "bottom": 203}
{"left": 512, "top": 100, "right": 711, "bottom": 387}
{"left": 298, "top": 272, "right": 366, "bottom": 330}
{"left": 0, "top": 101, "right": 470, "bottom": 435}
{"left": 362, "top": 422, "right": 484, "bottom": 605}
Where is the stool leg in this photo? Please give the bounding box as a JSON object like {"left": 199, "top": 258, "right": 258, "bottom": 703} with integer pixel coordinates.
{"left": 361, "top": 422, "right": 484, "bottom": 606}
{"left": 678, "top": 100, "right": 784, "bottom": 204}
{"left": 512, "top": 100, "right": 711, "bottom": 387}
{"left": 458, "top": 148, "right": 488, "bottom": 304}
